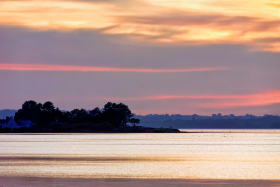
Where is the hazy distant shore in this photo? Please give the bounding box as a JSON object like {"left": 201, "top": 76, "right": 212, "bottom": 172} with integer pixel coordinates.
{"left": 1, "top": 177, "right": 280, "bottom": 187}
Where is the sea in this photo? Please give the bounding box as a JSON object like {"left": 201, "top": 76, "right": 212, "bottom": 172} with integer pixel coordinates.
{"left": 0, "top": 130, "right": 280, "bottom": 186}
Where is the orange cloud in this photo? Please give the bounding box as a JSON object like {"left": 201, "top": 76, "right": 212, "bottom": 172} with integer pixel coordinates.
{"left": 0, "top": 0, "right": 280, "bottom": 52}
{"left": 0, "top": 63, "right": 228, "bottom": 73}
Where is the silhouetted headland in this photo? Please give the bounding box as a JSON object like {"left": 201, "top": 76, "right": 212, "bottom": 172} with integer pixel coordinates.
{"left": 0, "top": 100, "right": 180, "bottom": 133}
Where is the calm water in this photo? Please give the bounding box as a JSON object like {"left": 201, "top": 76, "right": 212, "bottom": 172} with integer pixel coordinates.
{"left": 0, "top": 131, "right": 280, "bottom": 180}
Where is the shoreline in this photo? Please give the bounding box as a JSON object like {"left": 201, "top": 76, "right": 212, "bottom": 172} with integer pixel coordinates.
{"left": 1, "top": 128, "right": 280, "bottom": 134}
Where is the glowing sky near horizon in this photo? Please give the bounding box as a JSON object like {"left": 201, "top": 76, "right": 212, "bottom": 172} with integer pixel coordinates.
{"left": 0, "top": 0, "right": 280, "bottom": 115}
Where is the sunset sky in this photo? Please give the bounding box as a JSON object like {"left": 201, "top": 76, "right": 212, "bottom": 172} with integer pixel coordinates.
{"left": 1, "top": 0, "right": 280, "bottom": 115}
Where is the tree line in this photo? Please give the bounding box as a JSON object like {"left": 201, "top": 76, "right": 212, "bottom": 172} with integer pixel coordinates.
{"left": 14, "top": 100, "right": 140, "bottom": 131}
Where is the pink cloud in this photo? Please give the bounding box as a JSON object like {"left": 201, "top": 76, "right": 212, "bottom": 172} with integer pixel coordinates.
{"left": 0, "top": 63, "right": 229, "bottom": 73}
{"left": 99, "top": 91, "right": 280, "bottom": 107}
{"left": 100, "top": 91, "right": 279, "bottom": 100}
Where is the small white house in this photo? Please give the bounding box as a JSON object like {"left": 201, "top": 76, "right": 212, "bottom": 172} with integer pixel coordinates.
{"left": 19, "top": 120, "right": 32, "bottom": 128}
{"left": 2, "top": 117, "right": 21, "bottom": 129}
{"left": 0, "top": 117, "right": 32, "bottom": 129}
{"left": 0, "top": 117, "right": 8, "bottom": 128}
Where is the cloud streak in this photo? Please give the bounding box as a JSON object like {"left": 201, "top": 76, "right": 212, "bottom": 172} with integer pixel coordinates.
{"left": 0, "top": 63, "right": 229, "bottom": 73}
{"left": 100, "top": 91, "right": 280, "bottom": 107}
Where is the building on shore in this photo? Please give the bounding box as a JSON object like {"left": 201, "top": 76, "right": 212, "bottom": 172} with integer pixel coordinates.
{"left": 0, "top": 116, "right": 32, "bottom": 129}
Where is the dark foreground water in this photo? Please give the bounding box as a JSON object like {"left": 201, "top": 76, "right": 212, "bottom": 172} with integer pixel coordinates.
{"left": 0, "top": 131, "right": 280, "bottom": 186}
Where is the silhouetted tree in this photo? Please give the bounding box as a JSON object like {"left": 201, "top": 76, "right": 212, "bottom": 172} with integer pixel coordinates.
{"left": 71, "top": 108, "right": 88, "bottom": 123}
{"left": 103, "top": 102, "right": 133, "bottom": 128}
{"left": 14, "top": 100, "right": 42, "bottom": 123}
{"left": 129, "top": 118, "right": 140, "bottom": 126}
{"left": 103, "top": 109, "right": 126, "bottom": 128}
{"left": 89, "top": 107, "right": 101, "bottom": 117}
{"left": 42, "top": 101, "right": 55, "bottom": 112}
{"left": 104, "top": 102, "right": 113, "bottom": 111}
{"left": 58, "top": 111, "right": 73, "bottom": 122}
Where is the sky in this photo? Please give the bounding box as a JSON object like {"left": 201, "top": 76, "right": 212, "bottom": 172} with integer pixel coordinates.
{"left": 0, "top": 0, "right": 280, "bottom": 115}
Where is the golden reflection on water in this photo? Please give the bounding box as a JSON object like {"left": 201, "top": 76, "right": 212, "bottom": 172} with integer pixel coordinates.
{"left": 0, "top": 131, "right": 280, "bottom": 179}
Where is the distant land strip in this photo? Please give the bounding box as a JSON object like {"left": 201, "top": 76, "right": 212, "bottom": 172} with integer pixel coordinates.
{"left": 0, "top": 64, "right": 229, "bottom": 73}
